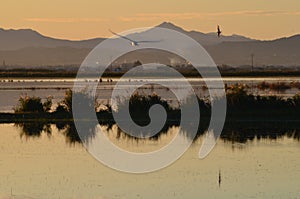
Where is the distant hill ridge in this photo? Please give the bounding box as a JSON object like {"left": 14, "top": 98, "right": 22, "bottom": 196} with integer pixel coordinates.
{"left": 1, "top": 22, "right": 300, "bottom": 66}
{"left": 0, "top": 22, "right": 254, "bottom": 50}
{"left": 0, "top": 28, "right": 104, "bottom": 50}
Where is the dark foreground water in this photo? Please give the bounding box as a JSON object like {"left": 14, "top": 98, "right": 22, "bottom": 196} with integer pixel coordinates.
{"left": 0, "top": 123, "right": 299, "bottom": 199}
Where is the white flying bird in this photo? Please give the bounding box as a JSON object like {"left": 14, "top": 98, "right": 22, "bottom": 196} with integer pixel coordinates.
{"left": 109, "top": 29, "right": 162, "bottom": 46}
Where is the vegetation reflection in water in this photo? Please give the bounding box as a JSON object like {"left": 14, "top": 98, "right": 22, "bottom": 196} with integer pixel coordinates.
{"left": 6, "top": 83, "right": 300, "bottom": 146}
{"left": 15, "top": 120, "right": 300, "bottom": 145}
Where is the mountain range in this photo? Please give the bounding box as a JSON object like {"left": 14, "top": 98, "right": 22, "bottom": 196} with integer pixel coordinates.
{"left": 0, "top": 22, "right": 300, "bottom": 67}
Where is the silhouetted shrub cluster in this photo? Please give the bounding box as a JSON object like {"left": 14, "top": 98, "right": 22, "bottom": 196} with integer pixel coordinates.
{"left": 13, "top": 86, "right": 300, "bottom": 119}
{"left": 14, "top": 95, "right": 52, "bottom": 113}
{"left": 12, "top": 87, "right": 300, "bottom": 143}
{"left": 113, "top": 92, "right": 174, "bottom": 126}
{"left": 225, "top": 84, "right": 300, "bottom": 115}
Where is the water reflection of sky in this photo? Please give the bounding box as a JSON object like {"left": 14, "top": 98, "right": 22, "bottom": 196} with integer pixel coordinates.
{"left": 0, "top": 123, "right": 299, "bottom": 199}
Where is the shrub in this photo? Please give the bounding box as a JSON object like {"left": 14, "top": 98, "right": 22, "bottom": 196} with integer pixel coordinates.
{"left": 114, "top": 92, "right": 173, "bottom": 125}
{"left": 55, "top": 89, "right": 96, "bottom": 115}
{"left": 58, "top": 89, "right": 72, "bottom": 113}
{"left": 14, "top": 95, "right": 52, "bottom": 113}
{"left": 226, "top": 84, "right": 254, "bottom": 107}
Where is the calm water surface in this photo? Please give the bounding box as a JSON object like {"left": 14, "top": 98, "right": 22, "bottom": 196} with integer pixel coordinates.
{"left": 0, "top": 124, "right": 299, "bottom": 199}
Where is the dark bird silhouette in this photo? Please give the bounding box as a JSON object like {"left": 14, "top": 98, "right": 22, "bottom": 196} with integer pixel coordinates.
{"left": 218, "top": 169, "right": 222, "bottom": 187}
{"left": 109, "top": 29, "right": 162, "bottom": 46}
{"left": 217, "top": 25, "right": 222, "bottom": 37}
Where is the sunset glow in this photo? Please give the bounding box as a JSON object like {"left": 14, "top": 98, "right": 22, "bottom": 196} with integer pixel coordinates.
{"left": 1, "top": 0, "right": 300, "bottom": 40}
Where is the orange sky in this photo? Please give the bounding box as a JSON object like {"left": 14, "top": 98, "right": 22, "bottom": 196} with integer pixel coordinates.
{"left": 1, "top": 0, "right": 300, "bottom": 40}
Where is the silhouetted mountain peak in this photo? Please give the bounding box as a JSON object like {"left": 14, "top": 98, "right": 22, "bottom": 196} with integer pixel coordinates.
{"left": 156, "top": 22, "right": 186, "bottom": 32}
{"left": 1, "top": 24, "right": 300, "bottom": 67}
{"left": 155, "top": 22, "right": 255, "bottom": 46}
